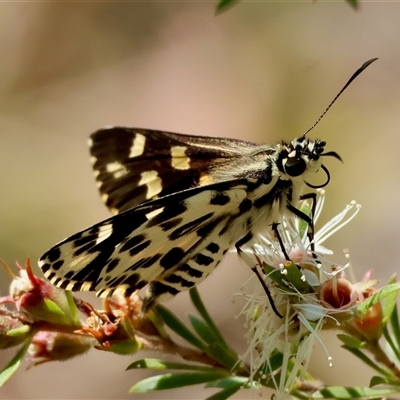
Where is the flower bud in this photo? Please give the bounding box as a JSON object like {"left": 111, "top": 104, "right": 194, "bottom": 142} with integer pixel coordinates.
{"left": 0, "top": 314, "right": 31, "bottom": 349}
{"left": 10, "top": 258, "right": 80, "bottom": 327}
{"left": 27, "top": 331, "right": 94, "bottom": 366}
{"left": 352, "top": 287, "right": 383, "bottom": 341}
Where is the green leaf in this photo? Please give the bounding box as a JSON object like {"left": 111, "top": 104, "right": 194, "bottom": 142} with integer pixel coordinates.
{"left": 216, "top": 0, "right": 240, "bottom": 14}
{"left": 369, "top": 375, "right": 400, "bottom": 387}
{"left": 129, "top": 371, "right": 229, "bottom": 392}
{"left": 189, "top": 315, "right": 219, "bottom": 344}
{"left": 257, "top": 351, "right": 284, "bottom": 376}
{"left": 188, "top": 315, "right": 239, "bottom": 369}
{"left": 207, "top": 342, "right": 240, "bottom": 370}
{"left": 264, "top": 262, "right": 313, "bottom": 293}
{"left": 345, "top": 0, "right": 358, "bottom": 9}
{"left": 389, "top": 303, "right": 400, "bottom": 350}
{"left": 7, "top": 324, "right": 31, "bottom": 337}
{"left": 357, "top": 283, "right": 400, "bottom": 314}
{"left": 155, "top": 305, "right": 206, "bottom": 351}
{"left": 337, "top": 334, "right": 365, "bottom": 349}
{"left": 206, "top": 376, "right": 248, "bottom": 389}
{"left": 382, "top": 275, "right": 399, "bottom": 326}
{"left": 127, "top": 358, "right": 222, "bottom": 372}
{"left": 205, "top": 385, "right": 242, "bottom": 400}
{"left": 289, "top": 389, "right": 313, "bottom": 400}
{"left": 43, "top": 298, "right": 66, "bottom": 317}
{"left": 382, "top": 325, "right": 400, "bottom": 361}
{"left": 299, "top": 201, "right": 311, "bottom": 239}
{"left": 0, "top": 340, "right": 30, "bottom": 387}
{"left": 189, "top": 287, "right": 229, "bottom": 348}
{"left": 104, "top": 339, "right": 140, "bottom": 355}
{"left": 65, "top": 291, "right": 81, "bottom": 326}
{"left": 312, "top": 386, "right": 398, "bottom": 399}
{"left": 341, "top": 346, "right": 390, "bottom": 377}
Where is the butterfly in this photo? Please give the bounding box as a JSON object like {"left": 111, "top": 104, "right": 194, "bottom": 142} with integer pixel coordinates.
{"left": 38, "top": 59, "right": 376, "bottom": 311}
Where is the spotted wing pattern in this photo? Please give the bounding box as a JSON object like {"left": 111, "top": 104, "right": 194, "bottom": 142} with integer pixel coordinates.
{"left": 89, "top": 127, "right": 260, "bottom": 214}
{"left": 39, "top": 180, "right": 249, "bottom": 310}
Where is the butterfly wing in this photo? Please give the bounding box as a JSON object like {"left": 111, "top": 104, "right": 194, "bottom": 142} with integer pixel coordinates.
{"left": 39, "top": 180, "right": 248, "bottom": 308}
{"left": 90, "top": 127, "right": 260, "bottom": 214}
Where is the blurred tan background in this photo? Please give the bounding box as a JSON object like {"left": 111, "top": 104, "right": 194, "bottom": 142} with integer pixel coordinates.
{"left": 0, "top": 1, "right": 399, "bottom": 399}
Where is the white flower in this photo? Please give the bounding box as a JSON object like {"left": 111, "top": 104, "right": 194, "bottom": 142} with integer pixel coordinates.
{"left": 235, "top": 190, "right": 361, "bottom": 398}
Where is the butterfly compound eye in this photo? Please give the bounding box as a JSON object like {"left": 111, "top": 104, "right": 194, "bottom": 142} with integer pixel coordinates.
{"left": 284, "top": 156, "right": 306, "bottom": 177}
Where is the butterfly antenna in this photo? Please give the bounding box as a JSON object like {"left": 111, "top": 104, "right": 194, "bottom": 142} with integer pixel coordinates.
{"left": 302, "top": 58, "right": 378, "bottom": 138}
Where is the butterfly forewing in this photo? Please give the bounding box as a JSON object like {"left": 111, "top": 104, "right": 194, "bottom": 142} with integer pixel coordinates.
{"left": 90, "top": 127, "right": 261, "bottom": 214}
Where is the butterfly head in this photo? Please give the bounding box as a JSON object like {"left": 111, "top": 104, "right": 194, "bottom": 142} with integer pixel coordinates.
{"left": 279, "top": 137, "right": 342, "bottom": 189}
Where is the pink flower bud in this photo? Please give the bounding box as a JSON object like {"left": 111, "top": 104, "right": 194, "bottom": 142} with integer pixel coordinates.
{"left": 9, "top": 258, "right": 80, "bottom": 327}
{"left": 27, "top": 331, "right": 94, "bottom": 367}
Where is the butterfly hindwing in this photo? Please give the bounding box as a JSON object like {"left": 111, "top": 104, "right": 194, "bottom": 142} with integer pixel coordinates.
{"left": 90, "top": 127, "right": 261, "bottom": 214}
{"left": 39, "top": 180, "right": 248, "bottom": 307}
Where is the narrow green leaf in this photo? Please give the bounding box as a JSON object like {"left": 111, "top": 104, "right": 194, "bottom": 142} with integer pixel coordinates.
{"left": 0, "top": 340, "right": 30, "bottom": 386}
{"left": 345, "top": 0, "right": 358, "bottom": 9}
{"left": 205, "top": 384, "right": 242, "bottom": 400}
{"left": 289, "top": 389, "right": 312, "bottom": 400}
{"left": 155, "top": 305, "right": 206, "bottom": 351}
{"left": 313, "top": 386, "right": 398, "bottom": 399}
{"left": 369, "top": 375, "right": 400, "bottom": 387}
{"left": 216, "top": 0, "right": 240, "bottom": 14}
{"left": 65, "top": 291, "right": 81, "bottom": 326}
{"left": 207, "top": 342, "right": 239, "bottom": 370}
{"left": 7, "top": 324, "right": 31, "bottom": 337}
{"left": 43, "top": 298, "right": 66, "bottom": 317}
{"left": 337, "top": 334, "right": 365, "bottom": 349}
{"left": 127, "top": 358, "right": 222, "bottom": 372}
{"left": 257, "top": 351, "right": 284, "bottom": 376}
{"left": 189, "top": 287, "right": 229, "bottom": 348}
{"left": 389, "top": 304, "right": 400, "bottom": 351}
{"left": 206, "top": 377, "right": 247, "bottom": 400}
{"left": 189, "top": 315, "right": 219, "bottom": 345}
{"left": 382, "top": 276, "right": 399, "bottom": 326}
{"left": 341, "top": 346, "right": 390, "bottom": 377}
{"left": 129, "top": 371, "right": 228, "bottom": 392}
{"left": 357, "top": 283, "right": 400, "bottom": 314}
{"left": 382, "top": 325, "right": 400, "bottom": 360}
{"left": 188, "top": 315, "right": 239, "bottom": 368}
{"left": 206, "top": 376, "right": 248, "bottom": 389}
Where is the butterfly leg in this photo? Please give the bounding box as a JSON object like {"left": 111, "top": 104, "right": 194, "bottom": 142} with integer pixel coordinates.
{"left": 235, "top": 233, "right": 283, "bottom": 318}
{"left": 286, "top": 192, "right": 316, "bottom": 256}
{"left": 271, "top": 222, "right": 291, "bottom": 261}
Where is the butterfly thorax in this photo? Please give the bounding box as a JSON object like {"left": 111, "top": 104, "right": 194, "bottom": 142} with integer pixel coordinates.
{"left": 222, "top": 137, "right": 325, "bottom": 245}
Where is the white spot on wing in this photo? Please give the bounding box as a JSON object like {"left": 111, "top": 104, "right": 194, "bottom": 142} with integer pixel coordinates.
{"left": 129, "top": 133, "right": 146, "bottom": 157}
{"left": 146, "top": 207, "right": 164, "bottom": 220}
{"left": 69, "top": 253, "right": 97, "bottom": 269}
{"left": 81, "top": 281, "right": 95, "bottom": 291}
{"left": 171, "top": 146, "right": 190, "bottom": 170}
{"left": 95, "top": 223, "right": 113, "bottom": 245}
{"left": 139, "top": 170, "right": 162, "bottom": 199}
{"left": 106, "top": 161, "right": 128, "bottom": 179}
